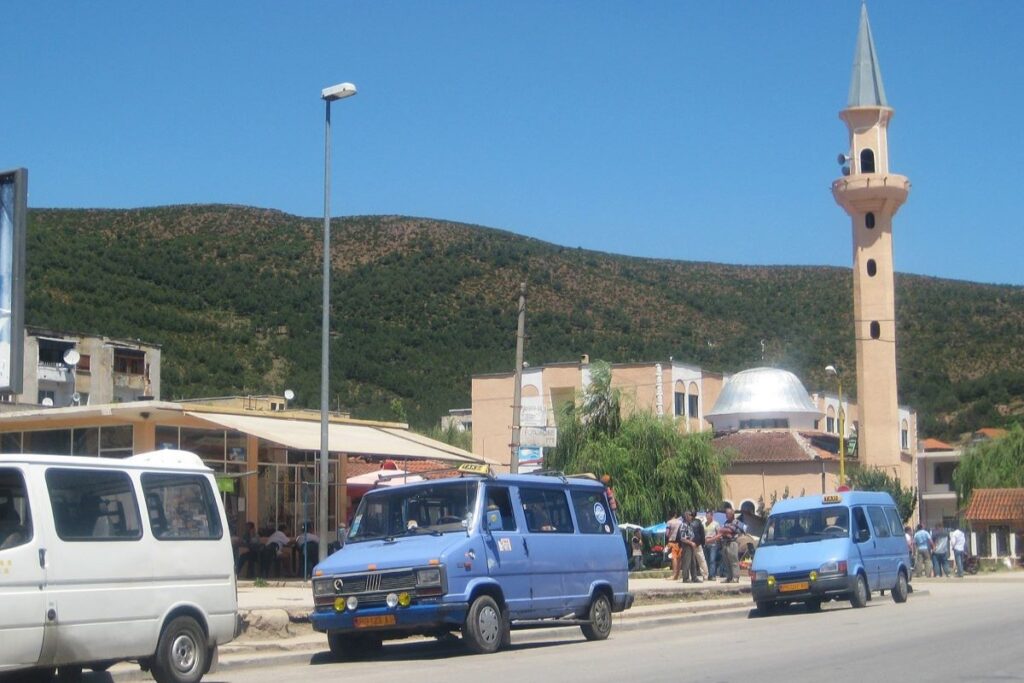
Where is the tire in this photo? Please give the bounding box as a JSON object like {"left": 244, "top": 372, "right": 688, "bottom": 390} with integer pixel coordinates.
{"left": 151, "top": 616, "right": 207, "bottom": 683}
{"left": 463, "top": 595, "right": 504, "bottom": 654}
{"left": 755, "top": 601, "right": 776, "bottom": 616}
{"left": 327, "top": 632, "right": 371, "bottom": 660}
{"left": 55, "top": 667, "right": 82, "bottom": 683}
{"left": 892, "top": 570, "right": 909, "bottom": 604}
{"left": 805, "top": 599, "right": 822, "bottom": 613}
{"left": 850, "top": 573, "right": 869, "bottom": 609}
{"left": 580, "top": 593, "right": 612, "bottom": 641}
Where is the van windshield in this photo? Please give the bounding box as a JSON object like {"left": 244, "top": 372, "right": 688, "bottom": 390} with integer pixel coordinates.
{"left": 760, "top": 506, "right": 850, "bottom": 547}
{"left": 347, "top": 481, "right": 480, "bottom": 543}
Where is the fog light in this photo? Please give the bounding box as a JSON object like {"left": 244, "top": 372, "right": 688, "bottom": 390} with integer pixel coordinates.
{"left": 346, "top": 596, "right": 359, "bottom": 611}
{"left": 767, "top": 576, "right": 776, "bottom": 587}
{"left": 334, "top": 598, "right": 346, "bottom": 612}
{"left": 386, "top": 593, "right": 399, "bottom": 609}
{"left": 398, "top": 592, "right": 412, "bottom": 608}
{"left": 809, "top": 570, "right": 818, "bottom": 582}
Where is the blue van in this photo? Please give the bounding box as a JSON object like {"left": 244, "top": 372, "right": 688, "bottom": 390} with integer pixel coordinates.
{"left": 750, "top": 491, "right": 911, "bottom": 614}
{"left": 309, "top": 466, "right": 632, "bottom": 657}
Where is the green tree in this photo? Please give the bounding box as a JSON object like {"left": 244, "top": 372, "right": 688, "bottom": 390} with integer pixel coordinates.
{"left": 953, "top": 424, "right": 1024, "bottom": 506}
{"left": 423, "top": 423, "right": 473, "bottom": 452}
{"left": 579, "top": 360, "right": 621, "bottom": 437}
{"left": 847, "top": 466, "right": 917, "bottom": 523}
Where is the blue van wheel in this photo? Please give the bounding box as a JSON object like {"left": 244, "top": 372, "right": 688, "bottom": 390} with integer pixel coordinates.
{"left": 581, "top": 594, "right": 612, "bottom": 641}
{"left": 463, "top": 595, "right": 504, "bottom": 654}
{"left": 850, "top": 574, "right": 869, "bottom": 609}
{"left": 892, "top": 570, "right": 909, "bottom": 603}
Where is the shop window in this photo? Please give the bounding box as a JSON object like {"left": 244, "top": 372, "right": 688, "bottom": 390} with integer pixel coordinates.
{"left": 24, "top": 429, "right": 71, "bottom": 455}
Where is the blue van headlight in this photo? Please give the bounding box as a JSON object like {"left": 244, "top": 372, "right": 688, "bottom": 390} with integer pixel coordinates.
{"left": 752, "top": 570, "right": 768, "bottom": 582}
{"left": 416, "top": 568, "right": 442, "bottom": 587}
{"left": 313, "top": 578, "right": 335, "bottom": 597}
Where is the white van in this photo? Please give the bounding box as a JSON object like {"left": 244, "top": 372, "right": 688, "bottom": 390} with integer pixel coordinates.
{"left": 0, "top": 449, "right": 238, "bottom": 682}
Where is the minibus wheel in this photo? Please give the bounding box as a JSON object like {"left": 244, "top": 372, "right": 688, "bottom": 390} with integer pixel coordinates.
{"left": 580, "top": 594, "right": 612, "bottom": 641}
{"left": 463, "top": 595, "right": 504, "bottom": 654}
{"left": 152, "top": 616, "right": 207, "bottom": 683}
{"left": 850, "top": 574, "right": 869, "bottom": 609}
{"left": 892, "top": 570, "right": 909, "bottom": 603}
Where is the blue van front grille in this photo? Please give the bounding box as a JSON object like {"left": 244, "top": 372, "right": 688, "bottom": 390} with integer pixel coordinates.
{"left": 336, "top": 569, "right": 417, "bottom": 596}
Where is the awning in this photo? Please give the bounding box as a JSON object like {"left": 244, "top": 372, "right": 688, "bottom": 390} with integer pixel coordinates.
{"left": 184, "top": 412, "right": 484, "bottom": 463}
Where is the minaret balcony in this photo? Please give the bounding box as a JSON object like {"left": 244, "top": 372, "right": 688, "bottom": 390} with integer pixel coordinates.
{"left": 833, "top": 174, "right": 910, "bottom": 216}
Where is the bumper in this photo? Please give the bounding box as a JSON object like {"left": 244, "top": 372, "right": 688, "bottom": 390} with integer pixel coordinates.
{"left": 751, "top": 574, "right": 856, "bottom": 603}
{"left": 311, "top": 601, "right": 469, "bottom": 635}
{"left": 613, "top": 592, "right": 635, "bottom": 612}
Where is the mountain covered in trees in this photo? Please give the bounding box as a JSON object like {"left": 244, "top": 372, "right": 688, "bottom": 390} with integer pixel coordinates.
{"left": 26, "top": 205, "right": 1024, "bottom": 440}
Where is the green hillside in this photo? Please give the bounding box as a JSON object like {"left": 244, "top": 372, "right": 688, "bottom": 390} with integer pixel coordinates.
{"left": 25, "top": 205, "right": 1024, "bottom": 440}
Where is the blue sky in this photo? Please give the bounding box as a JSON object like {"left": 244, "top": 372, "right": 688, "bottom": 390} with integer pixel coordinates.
{"left": 5, "top": 2, "right": 1023, "bottom": 285}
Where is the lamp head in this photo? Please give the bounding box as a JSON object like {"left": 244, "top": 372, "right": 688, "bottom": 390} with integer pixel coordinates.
{"left": 825, "top": 365, "right": 838, "bottom": 376}
{"left": 321, "top": 82, "right": 357, "bottom": 101}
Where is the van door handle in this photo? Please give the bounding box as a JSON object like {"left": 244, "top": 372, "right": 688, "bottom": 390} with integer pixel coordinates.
{"left": 38, "top": 548, "right": 46, "bottom": 568}
{"left": 522, "top": 538, "right": 529, "bottom": 556}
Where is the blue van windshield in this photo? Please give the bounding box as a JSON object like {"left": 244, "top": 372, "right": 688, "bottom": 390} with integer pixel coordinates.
{"left": 347, "top": 481, "right": 480, "bottom": 542}
{"left": 760, "top": 506, "right": 850, "bottom": 547}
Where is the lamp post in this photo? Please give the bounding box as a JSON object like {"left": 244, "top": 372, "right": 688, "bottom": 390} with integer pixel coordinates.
{"left": 320, "top": 81, "right": 357, "bottom": 564}
{"left": 825, "top": 364, "right": 845, "bottom": 488}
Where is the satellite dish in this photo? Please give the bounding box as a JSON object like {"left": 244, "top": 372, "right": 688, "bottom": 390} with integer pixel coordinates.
{"left": 284, "top": 389, "right": 295, "bottom": 401}
{"left": 63, "top": 349, "right": 81, "bottom": 366}
{"left": 72, "top": 392, "right": 82, "bottom": 405}
{"left": 41, "top": 397, "right": 54, "bottom": 407}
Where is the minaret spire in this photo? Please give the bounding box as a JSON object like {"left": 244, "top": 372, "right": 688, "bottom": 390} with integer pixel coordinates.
{"left": 847, "top": 4, "right": 888, "bottom": 108}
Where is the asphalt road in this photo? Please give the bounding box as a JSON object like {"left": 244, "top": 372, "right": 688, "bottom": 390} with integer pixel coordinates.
{"left": 103, "top": 579, "right": 1024, "bottom": 682}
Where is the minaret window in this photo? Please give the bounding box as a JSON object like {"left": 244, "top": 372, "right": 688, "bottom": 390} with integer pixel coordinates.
{"left": 865, "top": 212, "right": 875, "bottom": 229}
{"left": 867, "top": 259, "right": 877, "bottom": 277}
{"left": 870, "top": 321, "right": 880, "bottom": 339}
{"left": 860, "top": 149, "right": 876, "bottom": 173}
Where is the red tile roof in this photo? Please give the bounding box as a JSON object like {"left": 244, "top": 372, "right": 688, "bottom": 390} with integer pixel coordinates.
{"left": 920, "top": 438, "right": 955, "bottom": 451}
{"left": 964, "top": 488, "right": 1024, "bottom": 522}
{"left": 714, "top": 431, "right": 832, "bottom": 464}
{"left": 974, "top": 428, "right": 1008, "bottom": 440}
{"left": 345, "top": 457, "right": 464, "bottom": 481}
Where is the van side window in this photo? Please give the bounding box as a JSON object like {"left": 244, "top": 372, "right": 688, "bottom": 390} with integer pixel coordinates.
{"left": 852, "top": 506, "right": 871, "bottom": 544}
{"left": 882, "top": 506, "right": 904, "bottom": 537}
{"left": 570, "top": 490, "right": 614, "bottom": 534}
{"left": 0, "top": 468, "right": 33, "bottom": 550}
{"left": 141, "top": 473, "right": 223, "bottom": 540}
{"left": 45, "top": 468, "right": 142, "bottom": 541}
{"left": 483, "top": 486, "right": 517, "bottom": 531}
{"left": 519, "top": 487, "right": 575, "bottom": 534}
{"left": 867, "top": 506, "right": 891, "bottom": 537}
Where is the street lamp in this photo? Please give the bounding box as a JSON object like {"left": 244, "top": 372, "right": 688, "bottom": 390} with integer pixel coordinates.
{"left": 825, "top": 365, "right": 846, "bottom": 488}
{"left": 320, "top": 81, "right": 357, "bottom": 564}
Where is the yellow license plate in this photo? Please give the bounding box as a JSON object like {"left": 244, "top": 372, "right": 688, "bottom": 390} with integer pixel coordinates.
{"left": 780, "top": 581, "right": 810, "bottom": 593}
{"left": 354, "top": 615, "right": 396, "bottom": 628}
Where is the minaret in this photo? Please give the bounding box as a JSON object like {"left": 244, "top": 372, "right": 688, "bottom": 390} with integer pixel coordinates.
{"left": 832, "top": 5, "right": 911, "bottom": 481}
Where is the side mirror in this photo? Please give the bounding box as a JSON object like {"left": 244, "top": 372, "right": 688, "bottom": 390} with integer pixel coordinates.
{"left": 858, "top": 528, "right": 871, "bottom": 543}
{"left": 486, "top": 509, "right": 503, "bottom": 532}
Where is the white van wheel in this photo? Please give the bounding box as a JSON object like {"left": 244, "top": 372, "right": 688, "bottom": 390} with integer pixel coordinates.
{"left": 581, "top": 594, "right": 612, "bottom": 641}
{"left": 152, "top": 616, "right": 207, "bottom": 683}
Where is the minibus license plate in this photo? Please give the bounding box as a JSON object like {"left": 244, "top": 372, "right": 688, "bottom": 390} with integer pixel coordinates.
{"left": 780, "top": 581, "right": 809, "bottom": 593}
{"left": 354, "top": 615, "right": 396, "bottom": 628}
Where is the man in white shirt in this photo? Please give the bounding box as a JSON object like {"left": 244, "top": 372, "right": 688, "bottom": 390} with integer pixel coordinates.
{"left": 260, "top": 525, "right": 291, "bottom": 578}
{"left": 949, "top": 526, "right": 967, "bottom": 578}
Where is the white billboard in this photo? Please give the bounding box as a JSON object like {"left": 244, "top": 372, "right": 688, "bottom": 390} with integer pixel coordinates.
{"left": 0, "top": 168, "right": 26, "bottom": 394}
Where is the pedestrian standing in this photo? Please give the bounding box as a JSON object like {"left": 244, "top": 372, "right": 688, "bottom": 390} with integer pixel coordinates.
{"left": 690, "top": 511, "right": 708, "bottom": 582}
{"left": 949, "top": 525, "right": 967, "bottom": 578}
{"left": 703, "top": 510, "right": 721, "bottom": 581}
{"left": 720, "top": 507, "right": 743, "bottom": 583}
{"left": 678, "top": 512, "right": 696, "bottom": 582}
{"left": 931, "top": 527, "right": 950, "bottom": 577}
{"left": 913, "top": 524, "right": 933, "bottom": 578}
{"left": 630, "top": 529, "right": 644, "bottom": 572}
{"left": 665, "top": 513, "right": 683, "bottom": 581}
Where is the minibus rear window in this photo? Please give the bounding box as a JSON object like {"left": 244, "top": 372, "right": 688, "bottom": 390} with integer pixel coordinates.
{"left": 46, "top": 468, "right": 142, "bottom": 541}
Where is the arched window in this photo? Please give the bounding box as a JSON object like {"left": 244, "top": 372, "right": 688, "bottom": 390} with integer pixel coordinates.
{"left": 687, "top": 381, "right": 700, "bottom": 419}
{"left": 673, "top": 380, "right": 687, "bottom": 417}
{"left": 826, "top": 406, "right": 837, "bottom": 434}
{"left": 870, "top": 321, "right": 881, "bottom": 339}
{"left": 860, "top": 148, "right": 875, "bottom": 173}
{"left": 865, "top": 212, "right": 875, "bottom": 229}
{"left": 867, "top": 259, "right": 877, "bottom": 277}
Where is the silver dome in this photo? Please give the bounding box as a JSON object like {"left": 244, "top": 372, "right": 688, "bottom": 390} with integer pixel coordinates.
{"left": 707, "top": 367, "right": 821, "bottom": 419}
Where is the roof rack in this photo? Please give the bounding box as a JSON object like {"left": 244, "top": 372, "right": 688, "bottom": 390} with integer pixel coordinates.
{"left": 370, "top": 462, "right": 493, "bottom": 487}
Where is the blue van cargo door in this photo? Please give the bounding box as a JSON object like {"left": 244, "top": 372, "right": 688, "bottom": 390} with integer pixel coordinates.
{"left": 517, "top": 486, "right": 573, "bottom": 616}
{"left": 867, "top": 506, "right": 899, "bottom": 589}
{"left": 851, "top": 506, "right": 880, "bottom": 589}
{"left": 481, "top": 485, "right": 533, "bottom": 617}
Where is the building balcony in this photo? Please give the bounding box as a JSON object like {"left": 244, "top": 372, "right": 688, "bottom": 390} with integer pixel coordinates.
{"left": 37, "top": 363, "right": 72, "bottom": 383}
{"left": 113, "top": 372, "right": 146, "bottom": 390}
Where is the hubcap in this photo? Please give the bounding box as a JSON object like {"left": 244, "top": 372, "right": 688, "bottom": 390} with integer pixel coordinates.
{"left": 593, "top": 599, "right": 610, "bottom": 632}
{"left": 478, "top": 605, "right": 500, "bottom": 644}
{"left": 171, "top": 633, "right": 198, "bottom": 674}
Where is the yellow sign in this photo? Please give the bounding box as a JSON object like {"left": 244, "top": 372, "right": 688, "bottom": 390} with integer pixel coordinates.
{"left": 822, "top": 494, "right": 842, "bottom": 504}
{"left": 457, "top": 463, "right": 491, "bottom": 476}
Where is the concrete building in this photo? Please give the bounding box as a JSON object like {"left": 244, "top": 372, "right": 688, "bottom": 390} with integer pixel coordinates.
{"left": 917, "top": 437, "right": 960, "bottom": 530}
{"left": 471, "top": 358, "right": 723, "bottom": 467}
{"left": 832, "top": 5, "right": 913, "bottom": 486}
{"left": 0, "top": 326, "right": 160, "bottom": 409}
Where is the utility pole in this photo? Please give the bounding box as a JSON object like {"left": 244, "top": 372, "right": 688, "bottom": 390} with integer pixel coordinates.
{"left": 510, "top": 282, "right": 527, "bottom": 474}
